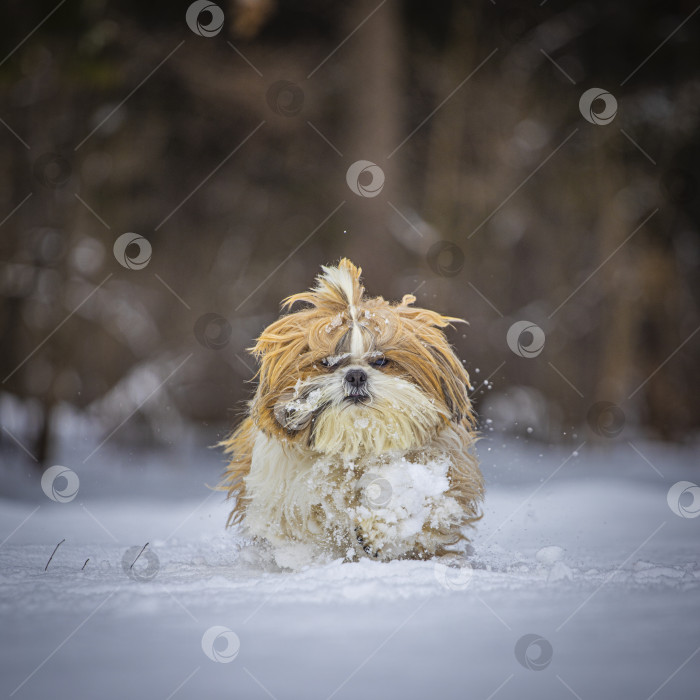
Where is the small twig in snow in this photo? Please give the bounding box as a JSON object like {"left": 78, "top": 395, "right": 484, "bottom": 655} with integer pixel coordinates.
{"left": 130, "top": 542, "right": 149, "bottom": 570}
{"left": 44, "top": 539, "right": 65, "bottom": 571}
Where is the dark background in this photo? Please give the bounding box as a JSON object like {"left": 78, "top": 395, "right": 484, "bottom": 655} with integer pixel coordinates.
{"left": 1, "top": 0, "right": 699, "bottom": 468}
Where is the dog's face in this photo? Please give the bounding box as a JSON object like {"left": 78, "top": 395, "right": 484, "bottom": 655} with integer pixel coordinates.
{"left": 249, "top": 259, "right": 474, "bottom": 455}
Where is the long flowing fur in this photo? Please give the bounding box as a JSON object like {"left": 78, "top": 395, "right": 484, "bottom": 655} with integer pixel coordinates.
{"left": 219, "top": 259, "right": 483, "bottom": 562}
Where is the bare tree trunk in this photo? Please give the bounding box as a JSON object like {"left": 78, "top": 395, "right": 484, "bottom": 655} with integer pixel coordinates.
{"left": 35, "top": 403, "right": 53, "bottom": 466}
{"left": 422, "top": 3, "right": 478, "bottom": 234}
{"left": 636, "top": 239, "right": 688, "bottom": 438}
{"left": 591, "top": 153, "right": 637, "bottom": 407}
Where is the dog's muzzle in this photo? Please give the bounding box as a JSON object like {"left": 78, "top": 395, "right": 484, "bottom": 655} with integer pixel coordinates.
{"left": 344, "top": 368, "right": 369, "bottom": 402}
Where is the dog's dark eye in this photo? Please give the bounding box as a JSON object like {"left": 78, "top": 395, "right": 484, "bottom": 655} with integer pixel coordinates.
{"left": 320, "top": 353, "right": 350, "bottom": 369}
{"left": 371, "top": 357, "right": 389, "bottom": 368}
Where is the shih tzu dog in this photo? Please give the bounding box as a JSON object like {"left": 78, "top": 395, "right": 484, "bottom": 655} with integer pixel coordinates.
{"left": 221, "top": 259, "right": 483, "bottom": 567}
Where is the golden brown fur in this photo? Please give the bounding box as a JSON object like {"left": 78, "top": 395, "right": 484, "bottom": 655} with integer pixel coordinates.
{"left": 219, "top": 259, "right": 483, "bottom": 564}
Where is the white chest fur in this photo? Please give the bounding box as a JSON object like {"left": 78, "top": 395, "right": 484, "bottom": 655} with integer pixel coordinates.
{"left": 243, "top": 428, "right": 469, "bottom": 566}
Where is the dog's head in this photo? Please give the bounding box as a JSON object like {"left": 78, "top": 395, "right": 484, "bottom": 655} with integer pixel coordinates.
{"left": 249, "top": 259, "right": 474, "bottom": 455}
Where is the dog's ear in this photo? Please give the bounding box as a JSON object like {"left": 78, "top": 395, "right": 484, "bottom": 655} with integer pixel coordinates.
{"left": 248, "top": 311, "right": 313, "bottom": 436}
{"left": 393, "top": 297, "right": 474, "bottom": 425}
{"left": 250, "top": 311, "right": 310, "bottom": 381}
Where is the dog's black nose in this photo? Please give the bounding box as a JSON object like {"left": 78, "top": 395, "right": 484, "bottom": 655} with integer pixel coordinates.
{"left": 345, "top": 369, "right": 367, "bottom": 386}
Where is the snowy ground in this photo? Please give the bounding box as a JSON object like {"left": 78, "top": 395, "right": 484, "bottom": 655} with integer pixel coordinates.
{"left": 1, "top": 434, "right": 699, "bottom": 700}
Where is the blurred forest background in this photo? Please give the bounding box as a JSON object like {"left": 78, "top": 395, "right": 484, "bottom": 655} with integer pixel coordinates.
{"left": 0, "top": 0, "right": 699, "bottom": 468}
